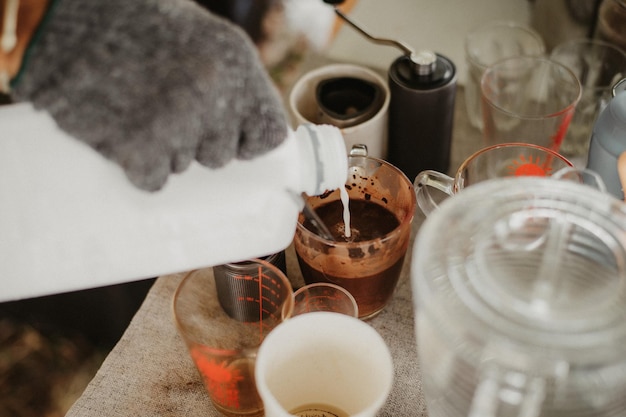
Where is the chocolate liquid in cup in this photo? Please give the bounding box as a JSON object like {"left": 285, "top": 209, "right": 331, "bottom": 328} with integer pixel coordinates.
{"left": 295, "top": 149, "right": 414, "bottom": 319}
{"left": 304, "top": 199, "right": 399, "bottom": 243}
{"left": 299, "top": 196, "right": 403, "bottom": 318}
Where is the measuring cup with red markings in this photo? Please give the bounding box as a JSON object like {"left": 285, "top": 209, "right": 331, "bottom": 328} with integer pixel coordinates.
{"left": 415, "top": 143, "right": 573, "bottom": 215}
{"left": 172, "top": 259, "right": 294, "bottom": 417}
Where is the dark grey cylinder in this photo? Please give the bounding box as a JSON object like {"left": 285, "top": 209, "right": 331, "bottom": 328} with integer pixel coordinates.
{"left": 213, "top": 251, "right": 287, "bottom": 322}
{"left": 387, "top": 53, "right": 457, "bottom": 181}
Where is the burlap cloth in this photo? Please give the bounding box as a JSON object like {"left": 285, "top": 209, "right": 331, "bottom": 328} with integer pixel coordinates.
{"left": 65, "top": 87, "right": 481, "bottom": 417}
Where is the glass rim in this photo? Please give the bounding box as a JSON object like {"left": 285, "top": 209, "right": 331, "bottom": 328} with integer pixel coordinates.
{"left": 481, "top": 56, "right": 582, "bottom": 119}
{"left": 172, "top": 260, "right": 295, "bottom": 351}
{"left": 296, "top": 155, "right": 416, "bottom": 246}
{"left": 293, "top": 282, "right": 359, "bottom": 318}
{"left": 465, "top": 20, "right": 546, "bottom": 69}
{"left": 456, "top": 142, "right": 574, "bottom": 185}
{"left": 550, "top": 37, "right": 626, "bottom": 57}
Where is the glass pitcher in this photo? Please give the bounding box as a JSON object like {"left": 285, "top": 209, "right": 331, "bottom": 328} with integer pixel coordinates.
{"left": 411, "top": 176, "right": 626, "bottom": 417}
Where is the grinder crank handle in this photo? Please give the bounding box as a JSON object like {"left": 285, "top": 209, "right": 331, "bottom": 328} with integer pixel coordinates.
{"left": 322, "top": 0, "right": 416, "bottom": 60}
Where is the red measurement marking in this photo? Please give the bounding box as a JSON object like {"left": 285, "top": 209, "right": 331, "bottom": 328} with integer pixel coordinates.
{"left": 507, "top": 154, "right": 551, "bottom": 177}
{"left": 191, "top": 346, "right": 243, "bottom": 409}
{"left": 550, "top": 109, "right": 574, "bottom": 149}
{"left": 258, "top": 265, "right": 263, "bottom": 344}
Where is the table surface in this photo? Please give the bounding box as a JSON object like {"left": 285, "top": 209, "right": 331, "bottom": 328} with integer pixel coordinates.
{"left": 65, "top": 58, "right": 484, "bottom": 417}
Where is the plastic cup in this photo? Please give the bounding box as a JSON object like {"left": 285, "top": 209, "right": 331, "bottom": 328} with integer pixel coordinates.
{"left": 255, "top": 312, "right": 394, "bottom": 417}
{"left": 172, "top": 260, "right": 294, "bottom": 417}
{"left": 294, "top": 148, "right": 416, "bottom": 320}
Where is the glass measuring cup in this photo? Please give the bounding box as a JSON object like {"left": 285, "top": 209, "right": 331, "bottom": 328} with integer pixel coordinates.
{"left": 292, "top": 283, "right": 359, "bottom": 318}
{"left": 415, "top": 142, "right": 573, "bottom": 215}
{"left": 412, "top": 177, "right": 626, "bottom": 417}
{"left": 172, "top": 259, "right": 294, "bottom": 417}
{"left": 294, "top": 146, "right": 416, "bottom": 320}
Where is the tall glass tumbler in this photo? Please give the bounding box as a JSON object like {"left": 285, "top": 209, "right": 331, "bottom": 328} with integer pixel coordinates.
{"left": 550, "top": 39, "right": 626, "bottom": 166}
{"left": 481, "top": 56, "right": 582, "bottom": 152}
{"left": 465, "top": 21, "right": 545, "bottom": 130}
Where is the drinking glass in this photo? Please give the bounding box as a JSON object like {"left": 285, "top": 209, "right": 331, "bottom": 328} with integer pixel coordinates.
{"left": 415, "top": 142, "right": 573, "bottom": 215}
{"left": 173, "top": 260, "right": 294, "bottom": 417}
{"left": 292, "top": 283, "right": 358, "bottom": 317}
{"left": 550, "top": 39, "right": 626, "bottom": 166}
{"left": 465, "top": 21, "right": 545, "bottom": 130}
{"left": 481, "top": 56, "right": 581, "bottom": 151}
{"left": 294, "top": 147, "right": 415, "bottom": 319}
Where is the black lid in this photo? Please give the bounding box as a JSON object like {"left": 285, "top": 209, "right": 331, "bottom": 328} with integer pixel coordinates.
{"left": 389, "top": 52, "right": 456, "bottom": 90}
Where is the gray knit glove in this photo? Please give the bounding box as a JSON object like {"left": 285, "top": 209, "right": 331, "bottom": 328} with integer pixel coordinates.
{"left": 12, "top": 0, "right": 288, "bottom": 191}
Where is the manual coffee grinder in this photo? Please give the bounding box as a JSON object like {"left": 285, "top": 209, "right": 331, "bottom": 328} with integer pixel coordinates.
{"left": 324, "top": 1, "right": 457, "bottom": 180}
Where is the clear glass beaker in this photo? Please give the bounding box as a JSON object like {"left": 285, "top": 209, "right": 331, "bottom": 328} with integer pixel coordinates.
{"left": 412, "top": 176, "right": 626, "bottom": 417}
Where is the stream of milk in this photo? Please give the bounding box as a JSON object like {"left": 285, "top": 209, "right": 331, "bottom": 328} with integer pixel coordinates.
{"left": 340, "top": 186, "right": 351, "bottom": 239}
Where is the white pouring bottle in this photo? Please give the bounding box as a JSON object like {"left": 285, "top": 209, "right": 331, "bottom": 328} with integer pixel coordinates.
{"left": 0, "top": 103, "right": 348, "bottom": 302}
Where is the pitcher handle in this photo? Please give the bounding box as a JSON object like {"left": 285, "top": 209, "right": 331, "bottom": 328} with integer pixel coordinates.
{"left": 469, "top": 365, "right": 546, "bottom": 417}
{"left": 552, "top": 166, "right": 607, "bottom": 193}
{"left": 414, "top": 170, "right": 455, "bottom": 216}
